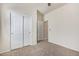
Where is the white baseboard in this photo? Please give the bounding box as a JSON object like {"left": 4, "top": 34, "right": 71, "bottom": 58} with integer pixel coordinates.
{"left": 48, "top": 40, "right": 79, "bottom": 53}
{"left": 0, "top": 50, "right": 10, "bottom": 54}
{"left": 0, "top": 42, "right": 33, "bottom": 54}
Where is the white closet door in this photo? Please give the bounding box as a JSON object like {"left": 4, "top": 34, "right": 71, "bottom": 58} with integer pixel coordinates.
{"left": 24, "top": 16, "right": 32, "bottom": 46}
{"left": 11, "top": 12, "right": 23, "bottom": 49}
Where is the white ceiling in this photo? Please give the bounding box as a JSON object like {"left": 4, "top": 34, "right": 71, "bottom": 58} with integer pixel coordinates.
{"left": 2, "top": 3, "right": 66, "bottom": 14}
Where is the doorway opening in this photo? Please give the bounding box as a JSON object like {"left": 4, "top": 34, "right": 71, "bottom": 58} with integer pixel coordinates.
{"left": 37, "top": 10, "right": 48, "bottom": 43}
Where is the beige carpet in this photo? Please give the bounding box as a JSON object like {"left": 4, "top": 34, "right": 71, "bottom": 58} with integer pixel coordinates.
{"left": 0, "top": 40, "right": 79, "bottom": 56}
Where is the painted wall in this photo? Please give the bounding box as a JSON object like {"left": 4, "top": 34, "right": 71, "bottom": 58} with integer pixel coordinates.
{"left": 0, "top": 4, "right": 2, "bottom": 51}
{"left": 32, "top": 10, "right": 37, "bottom": 45}
{"left": 45, "top": 4, "right": 79, "bottom": 52}
{"left": 0, "top": 5, "right": 11, "bottom": 53}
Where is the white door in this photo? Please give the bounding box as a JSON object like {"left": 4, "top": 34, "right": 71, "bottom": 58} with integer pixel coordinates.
{"left": 24, "top": 16, "right": 32, "bottom": 46}
{"left": 11, "top": 11, "right": 23, "bottom": 49}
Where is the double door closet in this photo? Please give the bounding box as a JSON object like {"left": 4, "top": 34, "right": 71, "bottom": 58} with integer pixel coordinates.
{"left": 10, "top": 11, "right": 32, "bottom": 50}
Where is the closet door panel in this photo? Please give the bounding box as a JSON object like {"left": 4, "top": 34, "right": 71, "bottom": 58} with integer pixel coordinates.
{"left": 24, "top": 16, "right": 32, "bottom": 46}
{"left": 11, "top": 12, "right": 23, "bottom": 49}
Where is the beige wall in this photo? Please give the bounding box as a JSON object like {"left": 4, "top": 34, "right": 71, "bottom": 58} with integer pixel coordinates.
{"left": 32, "top": 10, "right": 37, "bottom": 45}
{"left": 0, "top": 5, "right": 11, "bottom": 53}
{"left": 45, "top": 4, "right": 79, "bottom": 52}
{"left": 0, "top": 4, "right": 2, "bottom": 51}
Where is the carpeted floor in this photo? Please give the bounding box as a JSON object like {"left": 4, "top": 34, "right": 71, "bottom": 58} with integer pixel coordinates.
{"left": 0, "top": 40, "right": 79, "bottom": 56}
